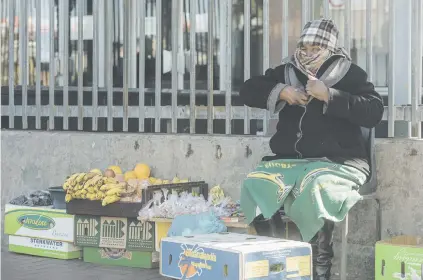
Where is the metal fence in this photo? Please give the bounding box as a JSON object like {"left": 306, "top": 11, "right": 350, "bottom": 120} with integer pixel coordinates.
{"left": 1, "top": 0, "right": 422, "bottom": 137}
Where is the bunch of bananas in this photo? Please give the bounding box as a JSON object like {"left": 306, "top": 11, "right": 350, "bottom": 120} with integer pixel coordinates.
{"left": 63, "top": 172, "right": 126, "bottom": 206}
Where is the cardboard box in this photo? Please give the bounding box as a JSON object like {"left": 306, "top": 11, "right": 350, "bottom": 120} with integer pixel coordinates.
{"left": 160, "top": 232, "right": 312, "bottom": 280}
{"left": 83, "top": 247, "right": 159, "bottom": 268}
{"left": 4, "top": 204, "right": 75, "bottom": 242}
{"left": 8, "top": 235, "right": 81, "bottom": 260}
{"left": 154, "top": 220, "right": 172, "bottom": 250}
{"left": 74, "top": 215, "right": 155, "bottom": 250}
{"left": 375, "top": 235, "right": 423, "bottom": 280}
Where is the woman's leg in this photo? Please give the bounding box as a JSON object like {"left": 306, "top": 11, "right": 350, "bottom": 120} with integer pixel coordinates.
{"left": 309, "top": 220, "right": 335, "bottom": 280}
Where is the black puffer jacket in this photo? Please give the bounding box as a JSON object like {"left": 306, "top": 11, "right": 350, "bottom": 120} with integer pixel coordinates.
{"left": 240, "top": 55, "right": 384, "bottom": 173}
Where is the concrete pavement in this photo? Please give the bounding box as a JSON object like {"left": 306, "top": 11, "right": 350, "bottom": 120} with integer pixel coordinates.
{"left": 1, "top": 249, "right": 167, "bottom": 280}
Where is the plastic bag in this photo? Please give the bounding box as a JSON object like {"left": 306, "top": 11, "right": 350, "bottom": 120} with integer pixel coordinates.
{"left": 9, "top": 190, "right": 53, "bottom": 206}
{"left": 167, "top": 210, "right": 227, "bottom": 237}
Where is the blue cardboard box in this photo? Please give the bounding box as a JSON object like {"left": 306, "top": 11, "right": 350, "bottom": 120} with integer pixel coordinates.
{"left": 160, "top": 232, "right": 312, "bottom": 280}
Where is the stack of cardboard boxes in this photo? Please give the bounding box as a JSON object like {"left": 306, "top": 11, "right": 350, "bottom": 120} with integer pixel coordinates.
{"left": 74, "top": 215, "right": 159, "bottom": 268}
{"left": 4, "top": 203, "right": 170, "bottom": 269}
{"left": 4, "top": 204, "right": 81, "bottom": 260}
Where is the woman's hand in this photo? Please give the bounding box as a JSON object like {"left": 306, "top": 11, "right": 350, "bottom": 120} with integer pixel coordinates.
{"left": 279, "top": 86, "right": 309, "bottom": 105}
{"left": 306, "top": 75, "right": 329, "bottom": 103}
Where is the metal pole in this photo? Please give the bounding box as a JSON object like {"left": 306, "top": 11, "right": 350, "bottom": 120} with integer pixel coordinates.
{"left": 155, "top": 0, "right": 162, "bottom": 132}
{"left": 63, "top": 0, "right": 69, "bottom": 130}
{"left": 207, "top": 0, "right": 214, "bottom": 134}
{"left": 323, "top": 0, "right": 330, "bottom": 18}
{"left": 388, "top": 0, "right": 396, "bottom": 137}
{"left": 171, "top": 0, "right": 179, "bottom": 133}
{"left": 225, "top": 0, "right": 232, "bottom": 134}
{"left": 8, "top": 0, "right": 15, "bottom": 129}
{"left": 106, "top": 0, "right": 113, "bottom": 131}
{"left": 302, "top": 0, "right": 310, "bottom": 27}
{"left": 189, "top": 0, "right": 197, "bottom": 133}
{"left": 243, "top": 0, "right": 251, "bottom": 134}
{"left": 138, "top": 0, "right": 146, "bottom": 132}
{"left": 92, "top": 0, "right": 99, "bottom": 131}
{"left": 366, "top": 0, "right": 373, "bottom": 82}
{"left": 35, "top": 0, "right": 42, "bottom": 129}
{"left": 263, "top": 0, "right": 270, "bottom": 135}
{"left": 123, "top": 0, "right": 129, "bottom": 132}
{"left": 49, "top": 0, "right": 55, "bottom": 130}
{"left": 20, "top": 0, "right": 28, "bottom": 129}
{"left": 282, "top": 0, "right": 289, "bottom": 58}
{"left": 411, "top": 0, "right": 422, "bottom": 138}
{"left": 344, "top": 0, "right": 351, "bottom": 53}
{"left": 77, "top": 0, "right": 84, "bottom": 130}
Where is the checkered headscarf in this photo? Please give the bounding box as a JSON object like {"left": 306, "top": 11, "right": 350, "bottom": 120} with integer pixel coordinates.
{"left": 297, "top": 19, "right": 351, "bottom": 59}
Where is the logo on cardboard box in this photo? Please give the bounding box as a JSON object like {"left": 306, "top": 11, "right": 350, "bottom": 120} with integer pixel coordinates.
{"left": 17, "top": 214, "right": 56, "bottom": 230}
{"left": 99, "top": 248, "right": 132, "bottom": 260}
{"left": 75, "top": 215, "right": 154, "bottom": 250}
{"left": 127, "top": 219, "right": 154, "bottom": 250}
{"left": 178, "top": 244, "right": 217, "bottom": 279}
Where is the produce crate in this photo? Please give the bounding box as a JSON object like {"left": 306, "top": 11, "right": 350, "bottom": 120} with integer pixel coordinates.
{"left": 66, "top": 181, "right": 207, "bottom": 217}
{"left": 142, "top": 181, "right": 208, "bottom": 205}
{"left": 66, "top": 200, "right": 142, "bottom": 218}
{"left": 83, "top": 247, "right": 159, "bottom": 268}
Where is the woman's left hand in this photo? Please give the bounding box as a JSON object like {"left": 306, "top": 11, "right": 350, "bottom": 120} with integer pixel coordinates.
{"left": 306, "top": 75, "right": 329, "bottom": 103}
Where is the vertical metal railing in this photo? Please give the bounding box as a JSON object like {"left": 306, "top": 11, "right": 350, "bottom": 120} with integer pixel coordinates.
{"left": 411, "top": 0, "right": 422, "bottom": 138}
{"left": 1, "top": 0, "right": 422, "bottom": 137}
{"left": 388, "top": 0, "right": 396, "bottom": 137}
{"left": 225, "top": 0, "right": 232, "bottom": 135}
{"left": 48, "top": 0, "right": 55, "bottom": 130}
{"left": 77, "top": 0, "right": 84, "bottom": 130}
{"left": 189, "top": 0, "right": 196, "bottom": 134}
{"left": 155, "top": 0, "right": 162, "bottom": 133}
{"left": 20, "top": 0, "right": 28, "bottom": 129}
{"left": 262, "top": 0, "right": 269, "bottom": 135}
{"left": 92, "top": 0, "right": 99, "bottom": 131}
{"left": 207, "top": 0, "right": 214, "bottom": 134}
{"left": 8, "top": 0, "right": 15, "bottom": 129}
{"left": 62, "top": 0, "right": 69, "bottom": 130}
{"left": 35, "top": 0, "right": 41, "bottom": 129}
{"left": 282, "top": 0, "right": 289, "bottom": 58}
{"left": 171, "top": 0, "right": 179, "bottom": 133}
{"left": 243, "top": 0, "right": 251, "bottom": 134}
{"left": 138, "top": 0, "right": 146, "bottom": 132}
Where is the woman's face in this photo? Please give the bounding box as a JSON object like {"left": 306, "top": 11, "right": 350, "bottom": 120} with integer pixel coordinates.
{"left": 299, "top": 44, "right": 322, "bottom": 57}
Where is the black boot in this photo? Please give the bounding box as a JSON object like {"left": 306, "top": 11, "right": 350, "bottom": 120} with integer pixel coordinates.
{"left": 309, "top": 220, "right": 335, "bottom": 280}
{"left": 252, "top": 215, "right": 273, "bottom": 237}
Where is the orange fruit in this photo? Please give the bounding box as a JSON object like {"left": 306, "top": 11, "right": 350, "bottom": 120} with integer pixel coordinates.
{"left": 134, "top": 163, "right": 151, "bottom": 179}
{"left": 107, "top": 166, "right": 123, "bottom": 175}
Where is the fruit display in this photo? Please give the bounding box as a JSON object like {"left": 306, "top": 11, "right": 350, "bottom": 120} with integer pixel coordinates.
{"left": 62, "top": 172, "right": 132, "bottom": 206}
{"left": 62, "top": 163, "right": 193, "bottom": 206}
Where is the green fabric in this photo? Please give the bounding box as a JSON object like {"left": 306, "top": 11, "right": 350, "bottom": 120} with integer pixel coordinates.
{"left": 241, "top": 159, "right": 367, "bottom": 241}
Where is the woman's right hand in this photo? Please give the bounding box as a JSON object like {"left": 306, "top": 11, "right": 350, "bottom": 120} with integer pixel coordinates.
{"left": 279, "top": 86, "right": 309, "bottom": 105}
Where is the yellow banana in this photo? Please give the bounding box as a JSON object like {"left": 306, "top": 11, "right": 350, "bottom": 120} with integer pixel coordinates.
{"left": 65, "top": 194, "right": 73, "bottom": 202}
{"left": 63, "top": 182, "right": 70, "bottom": 190}
{"left": 99, "top": 183, "right": 123, "bottom": 191}
{"left": 83, "top": 172, "right": 97, "bottom": 181}
{"left": 106, "top": 188, "right": 123, "bottom": 196}
{"left": 103, "top": 177, "right": 119, "bottom": 184}
{"left": 87, "top": 187, "right": 95, "bottom": 194}
{"left": 102, "top": 195, "right": 120, "bottom": 206}
{"left": 76, "top": 173, "right": 87, "bottom": 183}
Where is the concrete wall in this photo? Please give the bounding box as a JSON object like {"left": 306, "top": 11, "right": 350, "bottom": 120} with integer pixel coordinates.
{"left": 2, "top": 130, "right": 423, "bottom": 279}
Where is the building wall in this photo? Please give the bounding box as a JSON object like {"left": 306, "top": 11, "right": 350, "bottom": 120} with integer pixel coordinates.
{"left": 2, "top": 130, "right": 423, "bottom": 278}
